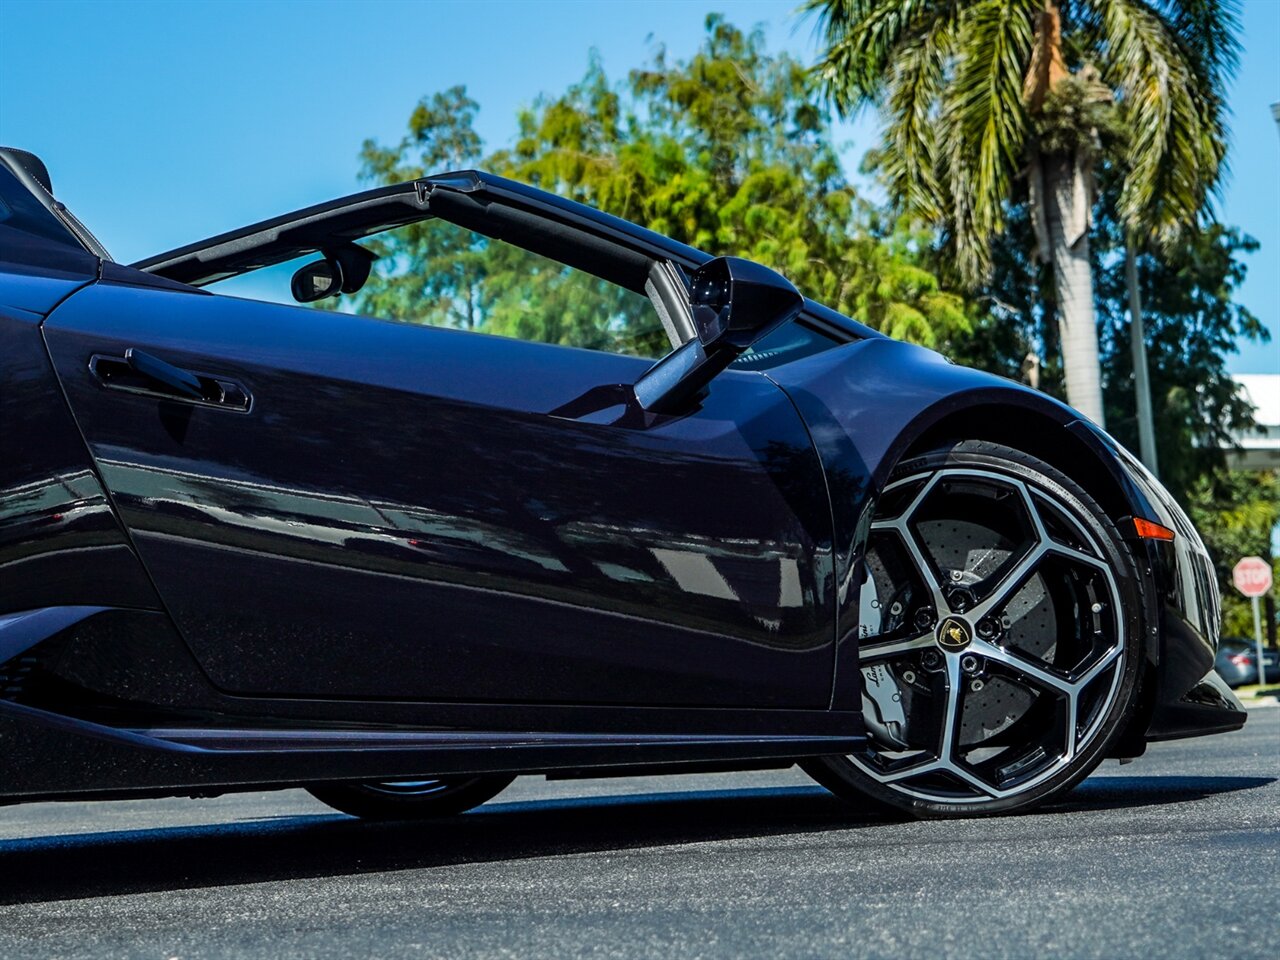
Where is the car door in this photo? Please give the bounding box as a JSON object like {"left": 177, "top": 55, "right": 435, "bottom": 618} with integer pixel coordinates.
{"left": 42, "top": 222, "right": 835, "bottom": 709}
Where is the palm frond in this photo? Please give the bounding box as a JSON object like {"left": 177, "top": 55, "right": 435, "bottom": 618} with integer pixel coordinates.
{"left": 1159, "top": 0, "right": 1241, "bottom": 89}
{"left": 1161, "top": 0, "right": 1239, "bottom": 201}
{"left": 803, "top": 0, "right": 951, "bottom": 112}
{"left": 943, "top": 0, "right": 1039, "bottom": 283}
{"left": 877, "top": 7, "right": 960, "bottom": 221}
{"left": 1095, "top": 0, "right": 1231, "bottom": 243}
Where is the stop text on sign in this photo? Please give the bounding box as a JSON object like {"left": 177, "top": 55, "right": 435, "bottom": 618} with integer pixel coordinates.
{"left": 1232, "top": 556, "right": 1273, "bottom": 598}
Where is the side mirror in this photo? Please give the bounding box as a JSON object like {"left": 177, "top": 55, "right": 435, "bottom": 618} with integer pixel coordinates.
{"left": 290, "top": 244, "right": 376, "bottom": 303}
{"left": 290, "top": 259, "right": 342, "bottom": 303}
{"left": 633, "top": 257, "right": 802, "bottom": 414}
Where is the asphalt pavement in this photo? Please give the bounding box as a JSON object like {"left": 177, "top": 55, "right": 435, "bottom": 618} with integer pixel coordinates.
{"left": 1, "top": 708, "right": 1276, "bottom": 959}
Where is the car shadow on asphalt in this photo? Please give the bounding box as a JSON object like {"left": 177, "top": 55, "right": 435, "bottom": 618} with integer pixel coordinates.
{"left": 0, "top": 775, "right": 1271, "bottom": 905}
{"left": 1048, "top": 774, "right": 1275, "bottom": 813}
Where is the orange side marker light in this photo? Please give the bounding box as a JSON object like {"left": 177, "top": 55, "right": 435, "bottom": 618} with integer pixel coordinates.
{"left": 1133, "top": 517, "right": 1175, "bottom": 541}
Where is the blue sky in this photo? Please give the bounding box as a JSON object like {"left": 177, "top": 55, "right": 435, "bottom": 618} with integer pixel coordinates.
{"left": 1, "top": 0, "right": 1275, "bottom": 373}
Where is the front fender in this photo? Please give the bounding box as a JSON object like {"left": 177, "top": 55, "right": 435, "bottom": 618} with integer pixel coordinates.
{"left": 766, "top": 338, "right": 1161, "bottom": 716}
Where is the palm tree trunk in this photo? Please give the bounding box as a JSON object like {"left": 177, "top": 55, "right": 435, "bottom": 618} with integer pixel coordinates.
{"left": 1043, "top": 152, "right": 1105, "bottom": 426}
{"left": 1125, "top": 236, "right": 1159, "bottom": 475}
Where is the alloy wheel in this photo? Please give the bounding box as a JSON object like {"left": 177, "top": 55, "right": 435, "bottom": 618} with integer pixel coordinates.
{"left": 844, "top": 462, "right": 1129, "bottom": 807}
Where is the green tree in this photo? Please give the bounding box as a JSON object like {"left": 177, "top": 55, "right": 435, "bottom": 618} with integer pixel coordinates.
{"left": 1095, "top": 220, "right": 1266, "bottom": 501}
{"left": 355, "top": 16, "right": 969, "bottom": 351}
{"left": 806, "top": 0, "right": 1240, "bottom": 430}
{"left": 356, "top": 87, "right": 662, "bottom": 355}
{"left": 1188, "top": 471, "right": 1280, "bottom": 642}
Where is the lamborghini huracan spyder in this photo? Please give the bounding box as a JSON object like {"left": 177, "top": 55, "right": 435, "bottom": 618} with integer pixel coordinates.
{"left": 0, "top": 147, "right": 1244, "bottom": 819}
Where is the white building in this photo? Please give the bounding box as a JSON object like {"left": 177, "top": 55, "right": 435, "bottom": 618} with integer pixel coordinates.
{"left": 1231, "top": 373, "right": 1280, "bottom": 471}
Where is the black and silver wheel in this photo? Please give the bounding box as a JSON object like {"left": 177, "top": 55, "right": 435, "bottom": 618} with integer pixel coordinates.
{"left": 307, "top": 775, "right": 515, "bottom": 820}
{"left": 803, "top": 440, "right": 1142, "bottom": 818}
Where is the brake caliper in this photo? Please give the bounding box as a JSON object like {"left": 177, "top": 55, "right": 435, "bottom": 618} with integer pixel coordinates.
{"left": 858, "top": 568, "right": 909, "bottom": 749}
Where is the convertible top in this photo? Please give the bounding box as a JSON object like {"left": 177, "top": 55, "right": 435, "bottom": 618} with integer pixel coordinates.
{"left": 132, "top": 169, "right": 879, "bottom": 340}
{"left": 133, "top": 170, "right": 711, "bottom": 291}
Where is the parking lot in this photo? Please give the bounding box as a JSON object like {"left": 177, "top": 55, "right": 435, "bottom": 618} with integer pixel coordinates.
{"left": 0, "top": 708, "right": 1275, "bottom": 959}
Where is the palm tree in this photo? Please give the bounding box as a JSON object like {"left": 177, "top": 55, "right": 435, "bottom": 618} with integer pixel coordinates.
{"left": 806, "top": 0, "right": 1238, "bottom": 438}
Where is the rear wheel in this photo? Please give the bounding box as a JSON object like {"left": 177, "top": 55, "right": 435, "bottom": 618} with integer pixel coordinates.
{"left": 307, "top": 775, "right": 515, "bottom": 820}
{"left": 803, "top": 440, "right": 1142, "bottom": 818}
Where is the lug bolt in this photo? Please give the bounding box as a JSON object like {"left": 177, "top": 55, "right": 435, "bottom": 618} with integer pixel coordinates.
{"left": 976, "top": 617, "right": 1000, "bottom": 640}
{"left": 947, "top": 588, "right": 975, "bottom": 613}
{"left": 914, "top": 608, "right": 937, "bottom": 631}
{"left": 921, "top": 650, "right": 942, "bottom": 669}
{"left": 960, "top": 654, "right": 981, "bottom": 675}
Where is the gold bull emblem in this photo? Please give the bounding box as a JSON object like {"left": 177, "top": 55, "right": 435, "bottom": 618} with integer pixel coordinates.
{"left": 937, "top": 617, "right": 972, "bottom": 650}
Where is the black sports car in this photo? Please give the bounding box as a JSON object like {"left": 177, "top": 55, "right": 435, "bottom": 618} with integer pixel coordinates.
{"left": 0, "top": 146, "right": 1245, "bottom": 820}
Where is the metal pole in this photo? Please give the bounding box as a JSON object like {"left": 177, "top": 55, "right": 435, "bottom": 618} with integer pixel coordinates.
{"left": 1125, "top": 236, "right": 1159, "bottom": 476}
{"left": 1253, "top": 596, "right": 1267, "bottom": 687}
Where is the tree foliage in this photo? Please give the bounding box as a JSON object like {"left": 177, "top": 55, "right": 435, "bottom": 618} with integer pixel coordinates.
{"left": 932, "top": 166, "right": 1268, "bottom": 504}
{"left": 1095, "top": 219, "right": 1267, "bottom": 500}
{"left": 812, "top": 0, "right": 1262, "bottom": 501}
{"left": 356, "top": 87, "right": 663, "bottom": 356}
{"left": 355, "top": 15, "right": 968, "bottom": 350}
{"left": 1187, "top": 471, "right": 1280, "bottom": 640}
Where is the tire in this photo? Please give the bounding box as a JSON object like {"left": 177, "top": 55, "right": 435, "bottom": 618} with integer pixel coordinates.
{"left": 307, "top": 775, "right": 515, "bottom": 820}
{"left": 802, "top": 440, "right": 1143, "bottom": 818}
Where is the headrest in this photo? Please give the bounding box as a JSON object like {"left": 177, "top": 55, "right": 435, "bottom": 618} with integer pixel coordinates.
{"left": 0, "top": 147, "right": 53, "bottom": 195}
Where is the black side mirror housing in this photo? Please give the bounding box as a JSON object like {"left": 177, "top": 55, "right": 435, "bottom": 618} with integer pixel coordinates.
{"left": 290, "top": 244, "right": 376, "bottom": 303}
{"left": 290, "top": 259, "right": 342, "bottom": 303}
{"left": 633, "top": 256, "right": 802, "bottom": 414}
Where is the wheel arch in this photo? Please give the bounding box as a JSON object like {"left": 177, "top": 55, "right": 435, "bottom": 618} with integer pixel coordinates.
{"left": 896, "top": 402, "right": 1134, "bottom": 524}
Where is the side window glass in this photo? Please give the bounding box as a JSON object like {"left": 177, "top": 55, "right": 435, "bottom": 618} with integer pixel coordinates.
{"left": 361, "top": 220, "right": 671, "bottom": 359}
{"left": 206, "top": 219, "right": 672, "bottom": 360}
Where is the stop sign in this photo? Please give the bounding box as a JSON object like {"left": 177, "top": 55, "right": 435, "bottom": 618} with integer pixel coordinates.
{"left": 1233, "top": 556, "right": 1273, "bottom": 598}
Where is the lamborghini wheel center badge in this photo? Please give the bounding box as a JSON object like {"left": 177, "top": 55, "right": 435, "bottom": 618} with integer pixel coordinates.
{"left": 937, "top": 617, "right": 972, "bottom": 651}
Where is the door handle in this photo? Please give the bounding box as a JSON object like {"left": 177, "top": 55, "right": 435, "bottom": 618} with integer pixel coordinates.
{"left": 125, "top": 347, "right": 204, "bottom": 400}
{"left": 89, "top": 351, "right": 252, "bottom": 412}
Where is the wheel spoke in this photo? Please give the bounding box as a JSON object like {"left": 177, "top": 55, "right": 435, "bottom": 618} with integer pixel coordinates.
{"left": 859, "top": 632, "right": 935, "bottom": 662}
{"left": 938, "top": 759, "right": 1003, "bottom": 799}
{"left": 1065, "top": 692, "right": 1078, "bottom": 758}
{"left": 874, "top": 757, "right": 939, "bottom": 784}
{"left": 1045, "top": 542, "right": 1110, "bottom": 571}
{"left": 902, "top": 528, "right": 952, "bottom": 615}
{"left": 1077, "top": 642, "right": 1123, "bottom": 685}
{"left": 937, "top": 653, "right": 962, "bottom": 763}
{"left": 871, "top": 472, "right": 940, "bottom": 529}
{"left": 1018, "top": 478, "right": 1052, "bottom": 544}
{"left": 871, "top": 474, "right": 951, "bottom": 615}
{"left": 968, "top": 541, "right": 1048, "bottom": 622}
{"left": 973, "top": 638, "right": 1074, "bottom": 696}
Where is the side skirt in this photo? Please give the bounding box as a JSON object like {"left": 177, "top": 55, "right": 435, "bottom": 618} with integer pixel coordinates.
{"left": 0, "top": 700, "right": 863, "bottom": 804}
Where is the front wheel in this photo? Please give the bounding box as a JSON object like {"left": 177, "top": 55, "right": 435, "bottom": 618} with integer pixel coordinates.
{"left": 307, "top": 775, "right": 515, "bottom": 820}
{"left": 803, "top": 440, "right": 1142, "bottom": 818}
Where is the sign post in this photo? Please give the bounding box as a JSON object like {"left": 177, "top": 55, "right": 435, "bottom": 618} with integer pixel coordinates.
{"left": 1233, "top": 557, "right": 1274, "bottom": 687}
